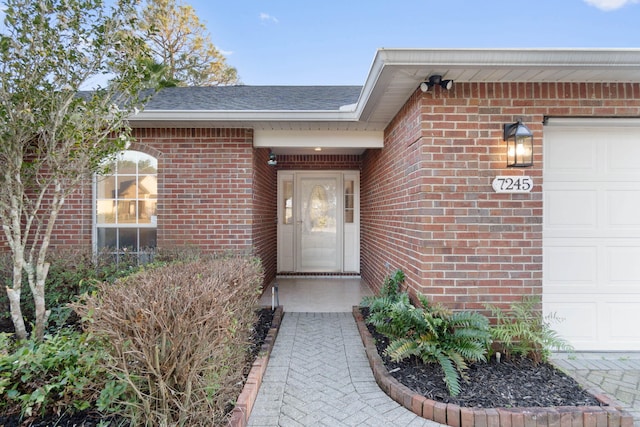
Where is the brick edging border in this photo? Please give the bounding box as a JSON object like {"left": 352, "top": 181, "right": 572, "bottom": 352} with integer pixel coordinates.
{"left": 351, "top": 306, "right": 634, "bottom": 427}
{"left": 228, "top": 306, "right": 284, "bottom": 427}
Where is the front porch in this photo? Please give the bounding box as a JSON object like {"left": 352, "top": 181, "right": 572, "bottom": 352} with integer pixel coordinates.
{"left": 258, "top": 277, "right": 374, "bottom": 312}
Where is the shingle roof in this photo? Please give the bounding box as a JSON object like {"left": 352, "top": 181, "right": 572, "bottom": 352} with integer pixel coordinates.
{"left": 144, "top": 85, "right": 363, "bottom": 111}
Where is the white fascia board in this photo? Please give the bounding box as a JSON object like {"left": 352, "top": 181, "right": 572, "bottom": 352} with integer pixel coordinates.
{"left": 254, "top": 129, "right": 383, "bottom": 149}
{"left": 130, "top": 109, "right": 359, "bottom": 122}
{"left": 369, "top": 48, "right": 640, "bottom": 70}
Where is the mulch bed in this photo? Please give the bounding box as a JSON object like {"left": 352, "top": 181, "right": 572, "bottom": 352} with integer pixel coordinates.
{"left": 363, "top": 308, "right": 601, "bottom": 409}
{"left": 0, "top": 308, "right": 275, "bottom": 427}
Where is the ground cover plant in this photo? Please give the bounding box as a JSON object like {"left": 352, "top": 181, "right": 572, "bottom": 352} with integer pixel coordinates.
{"left": 361, "top": 269, "right": 600, "bottom": 408}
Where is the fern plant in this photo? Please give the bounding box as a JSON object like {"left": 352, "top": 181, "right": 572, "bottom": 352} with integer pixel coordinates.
{"left": 360, "top": 268, "right": 405, "bottom": 309}
{"left": 486, "top": 296, "right": 573, "bottom": 364}
{"left": 371, "top": 293, "right": 491, "bottom": 396}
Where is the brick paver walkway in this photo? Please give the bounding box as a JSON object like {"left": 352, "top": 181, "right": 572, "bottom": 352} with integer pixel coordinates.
{"left": 247, "top": 312, "right": 445, "bottom": 427}
{"left": 552, "top": 353, "right": 640, "bottom": 424}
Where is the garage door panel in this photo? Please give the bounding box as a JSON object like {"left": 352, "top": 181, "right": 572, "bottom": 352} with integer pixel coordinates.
{"left": 608, "top": 302, "right": 640, "bottom": 348}
{"left": 545, "top": 190, "right": 597, "bottom": 229}
{"left": 607, "top": 190, "right": 640, "bottom": 227}
{"left": 606, "top": 135, "right": 640, "bottom": 175}
{"left": 545, "top": 129, "right": 597, "bottom": 175}
{"left": 543, "top": 299, "right": 598, "bottom": 348}
{"left": 545, "top": 245, "right": 597, "bottom": 287}
{"left": 607, "top": 246, "right": 640, "bottom": 285}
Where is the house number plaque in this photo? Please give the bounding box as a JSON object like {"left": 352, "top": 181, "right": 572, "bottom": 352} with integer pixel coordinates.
{"left": 492, "top": 176, "right": 533, "bottom": 193}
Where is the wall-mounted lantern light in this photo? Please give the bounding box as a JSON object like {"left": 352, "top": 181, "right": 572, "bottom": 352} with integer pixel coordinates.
{"left": 504, "top": 119, "right": 534, "bottom": 167}
{"left": 268, "top": 151, "right": 277, "bottom": 166}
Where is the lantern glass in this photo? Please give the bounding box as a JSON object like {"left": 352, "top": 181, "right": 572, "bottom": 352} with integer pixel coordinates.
{"left": 504, "top": 121, "right": 533, "bottom": 167}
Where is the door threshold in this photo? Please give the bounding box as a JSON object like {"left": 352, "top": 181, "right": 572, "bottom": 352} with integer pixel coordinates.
{"left": 277, "top": 272, "right": 361, "bottom": 279}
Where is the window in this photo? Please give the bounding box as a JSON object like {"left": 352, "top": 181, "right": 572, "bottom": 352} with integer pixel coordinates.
{"left": 95, "top": 150, "right": 157, "bottom": 261}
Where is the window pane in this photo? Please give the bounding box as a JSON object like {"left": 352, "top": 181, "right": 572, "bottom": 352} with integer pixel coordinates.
{"left": 138, "top": 200, "right": 157, "bottom": 223}
{"left": 139, "top": 158, "right": 157, "bottom": 174}
{"left": 138, "top": 175, "right": 157, "bottom": 197}
{"left": 117, "top": 159, "right": 137, "bottom": 174}
{"left": 117, "top": 201, "right": 137, "bottom": 223}
{"left": 344, "top": 180, "right": 354, "bottom": 224}
{"left": 97, "top": 228, "right": 117, "bottom": 249}
{"left": 119, "top": 228, "right": 137, "bottom": 251}
{"left": 117, "top": 177, "right": 137, "bottom": 199}
{"left": 96, "top": 176, "right": 116, "bottom": 199}
{"left": 96, "top": 200, "right": 116, "bottom": 224}
{"left": 139, "top": 229, "right": 157, "bottom": 249}
{"left": 283, "top": 181, "right": 293, "bottom": 225}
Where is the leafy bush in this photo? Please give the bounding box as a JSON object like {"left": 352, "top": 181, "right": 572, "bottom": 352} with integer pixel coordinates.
{"left": 486, "top": 296, "right": 573, "bottom": 364}
{"left": 72, "top": 256, "right": 263, "bottom": 426}
{"left": 0, "top": 329, "right": 111, "bottom": 419}
{"left": 368, "top": 292, "right": 491, "bottom": 396}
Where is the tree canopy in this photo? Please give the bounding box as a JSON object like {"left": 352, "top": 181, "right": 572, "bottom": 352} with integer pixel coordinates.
{"left": 140, "top": 0, "right": 239, "bottom": 86}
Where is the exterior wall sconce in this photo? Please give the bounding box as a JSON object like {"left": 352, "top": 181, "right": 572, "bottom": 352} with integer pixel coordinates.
{"left": 420, "top": 75, "right": 454, "bottom": 92}
{"left": 504, "top": 119, "right": 534, "bottom": 167}
{"left": 268, "top": 151, "right": 277, "bottom": 166}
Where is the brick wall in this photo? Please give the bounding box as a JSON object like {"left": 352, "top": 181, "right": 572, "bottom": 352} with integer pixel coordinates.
{"left": 134, "top": 128, "right": 255, "bottom": 253}
{"left": 252, "top": 148, "right": 278, "bottom": 284}
{"left": 361, "top": 82, "right": 640, "bottom": 311}
{"left": 276, "top": 154, "right": 362, "bottom": 170}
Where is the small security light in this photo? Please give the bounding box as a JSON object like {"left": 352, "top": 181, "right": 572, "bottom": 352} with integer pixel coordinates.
{"left": 268, "top": 151, "right": 277, "bottom": 166}
{"left": 420, "top": 74, "right": 454, "bottom": 92}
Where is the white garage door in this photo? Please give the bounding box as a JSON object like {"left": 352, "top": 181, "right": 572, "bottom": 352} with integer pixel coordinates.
{"left": 544, "top": 118, "right": 640, "bottom": 351}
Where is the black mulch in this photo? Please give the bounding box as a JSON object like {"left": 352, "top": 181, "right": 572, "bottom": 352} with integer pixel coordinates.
{"left": 0, "top": 308, "right": 275, "bottom": 427}
{"left": 362, "top": 309, "right": 601, "bottom": 409}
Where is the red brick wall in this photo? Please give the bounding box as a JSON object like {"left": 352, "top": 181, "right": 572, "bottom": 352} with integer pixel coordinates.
{"left": 276, "top": 154, "right": 362, "bottom": 170}
{"left": 361, "top": 82, "right": 640, "bottom": 311}
{"left": 136, "top": 128, "right": 255, "bottom": 252}
{"left": 252, "top": 148, "right": 278, "bottom": 284}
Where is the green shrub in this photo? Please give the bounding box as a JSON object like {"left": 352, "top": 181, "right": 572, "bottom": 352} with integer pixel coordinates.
{"left": 486, "top": 296, "right": 573, "bottom": 364}
{"left": 0, "top": 329, "right": 111, "bottom": 419}
{"left": 72, "top": 255, "right": 263, "bottom": 426}
{"left": 369, "top": 293, "right": 491, "bottom": 396}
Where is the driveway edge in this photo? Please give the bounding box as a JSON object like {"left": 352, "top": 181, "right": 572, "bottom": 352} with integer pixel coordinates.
{"left": 352, "top": 306, "right": 634, "bottom": 427}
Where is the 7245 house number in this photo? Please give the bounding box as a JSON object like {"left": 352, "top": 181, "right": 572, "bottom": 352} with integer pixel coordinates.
{"left": 491, "top": 176, "right": 533, "bottom": 193}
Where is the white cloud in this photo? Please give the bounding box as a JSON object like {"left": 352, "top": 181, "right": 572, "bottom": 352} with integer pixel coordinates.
{"left": 259, "top": 12, "right": 279, "bottom": 24}
{"left": 584, "top": 0, "right": 640, "bottom": 10}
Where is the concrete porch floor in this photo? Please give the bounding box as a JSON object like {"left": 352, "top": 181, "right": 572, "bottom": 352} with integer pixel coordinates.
{"left": 258, "top": 277, "right": 374, "bottom": 312}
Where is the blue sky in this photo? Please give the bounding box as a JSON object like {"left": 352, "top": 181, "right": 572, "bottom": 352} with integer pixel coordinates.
{"left": 186, "top": 0, "right": 640, "bottom": 86}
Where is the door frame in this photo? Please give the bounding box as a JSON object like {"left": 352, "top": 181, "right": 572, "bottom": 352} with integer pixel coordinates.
{"left": 277, "top": 170, "right": 360, "bottom": 273}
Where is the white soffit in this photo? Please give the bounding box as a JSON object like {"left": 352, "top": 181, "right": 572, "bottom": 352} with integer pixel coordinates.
{"left": 254, "top": 129, "right": 383, "bottom": 155}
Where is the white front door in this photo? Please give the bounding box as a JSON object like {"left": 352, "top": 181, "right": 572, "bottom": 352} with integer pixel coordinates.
{"left": 278, "top": 171, "right": 359, "bottom": 273}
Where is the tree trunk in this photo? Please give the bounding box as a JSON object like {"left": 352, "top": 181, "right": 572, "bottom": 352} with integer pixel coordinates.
{"left": 5, "top": 287, "right": 27, "bottom": 341}
{"left": 32, "top": 261, "right": 50, "bottom": 341}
